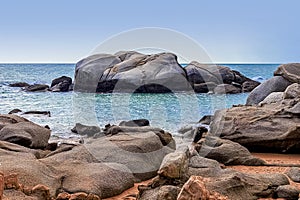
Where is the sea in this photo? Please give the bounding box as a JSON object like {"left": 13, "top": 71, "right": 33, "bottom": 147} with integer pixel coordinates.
{"left": 0, "top": 63, "right": 279, "bottom": 138}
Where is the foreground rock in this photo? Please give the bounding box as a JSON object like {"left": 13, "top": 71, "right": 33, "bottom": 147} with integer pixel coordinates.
{"left": 274, "top": 63, "right": 300, "bottom": 83}
{"left": 74, "top": 51, "right": 259, "bottom": 94}
{"left": 0, "top": 114, "right": 50, "bottom": 149}
{"left": 247, "top": 63, "right": 300, "bottom": 105}
{"left": 138, "top": 147, "right": 290, "bottom": 200}
{"left": 210, "top": 84, "right": 300, "bottom": 153}
{"left": 0, "top": 121, "right": 175, "bottom": 199}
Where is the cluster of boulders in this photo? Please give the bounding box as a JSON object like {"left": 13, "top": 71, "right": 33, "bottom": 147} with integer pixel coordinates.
{"left": 74, "top": 51, "right": 260, "bottom": 94}
{"left": 0, "top": 116, "right": 176, "bottom": 199}
{"left": 9, "top": 76, "right": 73, "bottom": 92}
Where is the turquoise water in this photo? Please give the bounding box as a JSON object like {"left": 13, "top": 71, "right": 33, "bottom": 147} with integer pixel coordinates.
{"left": 0, "top": 63, "right": 279, "bottom": 135}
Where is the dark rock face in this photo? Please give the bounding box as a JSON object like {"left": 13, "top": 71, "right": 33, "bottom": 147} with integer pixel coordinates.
{"left": 274, "top": 63, "right": 300, "bottom": 83}
{"left": 193, "top": 82, "right": 217, "bottom": 93}
{"left": 71, "top": 123, "right": 101, "bottom": 137}
{"left": 119, "top": 119, "right": 150, "bottom": 127}
{"left": 213, "top": 84, "right": 241, "bottom": 94}
{"left": 185, "top": 61, "right": 259, "bottom": 94}
{"left": 50, "top": 76, "right": 72, "bottom": 92}
{"left": 25, "top": 84, "right": 49, "bottom": 92}
{"left": 51, "top": 76, "right": 72, "bottom": 87}
{"left": 246, "top": 76, "right": 292, "bottom": 105}
{"left": 9, "top": 82, "right": 30, "bottom": 87}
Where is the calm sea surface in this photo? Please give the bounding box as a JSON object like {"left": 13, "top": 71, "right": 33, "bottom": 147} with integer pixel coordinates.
{"left": 0, "top": 63, "right": 279, "bottom": 136}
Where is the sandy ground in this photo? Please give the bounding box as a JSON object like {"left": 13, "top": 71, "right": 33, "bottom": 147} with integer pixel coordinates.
{"left": 105, "top": 153, "right": 300, "bottom": 200}
{"left": 103, "top": 179, "right": 153, "bottom": 200}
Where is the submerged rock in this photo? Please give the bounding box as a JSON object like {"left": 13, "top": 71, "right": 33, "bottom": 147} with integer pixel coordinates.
{"left": 9, "top": 82, "right": 30, "bottom": 87}
{"left": 25, "top": 84, "right": 49, "bottom": 92}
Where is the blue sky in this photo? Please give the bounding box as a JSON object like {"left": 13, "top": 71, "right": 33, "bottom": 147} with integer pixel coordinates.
{"left": 0, "top": 0, "right": 299, "bottom": 63}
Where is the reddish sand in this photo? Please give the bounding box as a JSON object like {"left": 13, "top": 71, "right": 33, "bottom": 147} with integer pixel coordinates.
{"left": 103, "top": 179, "right": 153, "bottom": 200}
{"left": 105, "top": 153, "right": 300, "bottom": 200}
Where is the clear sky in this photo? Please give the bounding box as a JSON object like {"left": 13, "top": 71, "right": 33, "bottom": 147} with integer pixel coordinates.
{"left": 0, "top": 0, "right": 299, "bottom": 63}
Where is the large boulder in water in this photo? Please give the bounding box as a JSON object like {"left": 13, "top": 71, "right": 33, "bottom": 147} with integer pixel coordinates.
{"left": 185, "top": 61, "right": 259, "bottom": 93}
{"left": 274, "top": 63, "right": 300, "bottom": 83}
{"left": 246, "top": 76, "right": 292, "bottom": 105}
{"left": 74, "top": 53, "right": 122, "bottom": 92}
{"left": 50, "top": 76, "right": 72, "bottom": 92}
{"left": 74, "top": 51, "right": 191, "bottom": 93}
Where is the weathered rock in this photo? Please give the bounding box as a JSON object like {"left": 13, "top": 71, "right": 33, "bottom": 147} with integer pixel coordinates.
{"left": 0, "top": 172, "right": 3, "bottom": 199}
{"left": 158, "top": 149, "right": 189, "bottom": 179}
{"left": 51, "top": 76, "right": 72, "bottom": 87}
{"left": 285, "top": 102, "right": 300, "bottom": 115}
{"left": 284, "top": 83, "right": 300, "bottom": 99}
{"left": 209, "top": 103, "right": 300, "bottom": 152}
{"left": 286, "top": 167, "right": 300, "bottom": 183}
{"left": 185, "top": 61, "right": 222, "bottom": 85}
{"left": 25, "top": 84, "right": 49, "bottom": 92}
{"left": 274, "top": 63, "right": 300, "bottom": 83}
{"left": 96, "top": 52, "right": 190, "bottom": 93}
{"left": 4, "top": 173, "right": 20, "bottom": 189}
{"left": 275, "top": 185, "right": 300, "bottom": 200}
{"left": 71, "top": 123, "right": 101, "bottom": 137}
{"left": 84, "top": 131, "right": 175, "bottom": 181}
{"left": 205, "top": 172, "right": 289, "bottom": 200}
{"left": 157, "top": 185, "right": 180, "bottom": 200}
{"left": 246, "top": 76, "right": 292, "bottom": 105}
{"left": 188, "top": 155, "right": 223, "bottom": 178}
{"left": 200, "top": 137, "right": 266, "bottom": 165}
{"left": 258, "top": 92, "right": 284, "bottom": 106}
{"left": 119, "top": 119, "right": 150, "bottom": 127}
{"left": 177, "top": 175, "right": 229, "bottom": 200}
{"left": 56, "top": 162, "right": 135, "bottom": 198}
{"left": 31, "top": 184, "right": 51, "bottom": 200}
{"left": 9, "top": 82, "right": 30, "bottom": 87}
{"left": 74, "top": 53, "right": 122, "bottom": 92}
{"left": 214, "top": 84, "right": 242, "bottom": 94}
{"left": 0, "top": 114, "right": 29, "bottom": 130}
{"left": 177, "top": 176, "right": 210, "bottom": 200}
{"left": 75, "top": 52, "right": 191, "bottom": 93}
{"left": 0, "top": 122, "right": 51, "bottom": 149}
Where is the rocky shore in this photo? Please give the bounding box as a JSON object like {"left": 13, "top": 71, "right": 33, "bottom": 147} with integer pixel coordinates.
{"left": 1, "top": 63, "right": 300, "bottom": 199}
